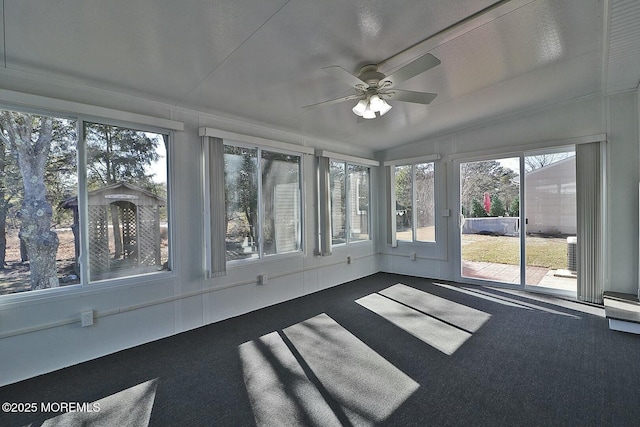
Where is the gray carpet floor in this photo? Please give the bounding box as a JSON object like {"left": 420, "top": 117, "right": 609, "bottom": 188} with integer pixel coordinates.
{"left": 1, "top": 273, "right": 639, "bottom": 426}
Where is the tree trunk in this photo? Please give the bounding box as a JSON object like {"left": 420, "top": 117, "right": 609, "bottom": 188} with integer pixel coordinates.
{"left": 19, "top": 234, "right": 28, "bottom": 262}
{"left": 19, "top": 197, "right": 59, "bottom": 289}
{"left": 102, "top": 126, "right": 123, "bottom": 259}
{"left": 0, "top": 113, "right": 59, "bottom": 290}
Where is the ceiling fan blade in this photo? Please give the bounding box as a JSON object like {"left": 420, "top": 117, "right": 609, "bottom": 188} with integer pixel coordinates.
{"left": 382, "top": 53, "right": 441, "bottom": 86}
{"left": 391, "top": 89, "right": 437, "bottom": 105}
{"left": 322, "top": 66, "right": 367, "bottom": 89}
{"left": 302, "top": 93, "right": 364, "bottom": 110}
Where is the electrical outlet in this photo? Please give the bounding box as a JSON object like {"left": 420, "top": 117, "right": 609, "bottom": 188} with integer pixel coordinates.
{"left": 347, "top": 256, "right": 352, "bottom": 264}
{"left": 259, "top": 274, "right": 268, "bottom": 285}
{"left": 81, "top": 310, "right": 94, "bottom": 327}
{"left": 410, "top": 252, "right": 417, "bottom": 261}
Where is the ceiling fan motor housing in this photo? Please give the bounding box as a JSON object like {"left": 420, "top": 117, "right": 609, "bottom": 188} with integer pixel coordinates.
{"left": 358, "top": 65, "right": 387, "bottom": 88}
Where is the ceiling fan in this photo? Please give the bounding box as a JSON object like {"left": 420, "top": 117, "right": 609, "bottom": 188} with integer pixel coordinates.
{"left": 303, "top": 52, "right": 441, "bottom": 119}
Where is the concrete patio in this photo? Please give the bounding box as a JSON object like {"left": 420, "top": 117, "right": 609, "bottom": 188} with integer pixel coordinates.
{"left": 462, "top": 261, "right": 577, "bottom": 292}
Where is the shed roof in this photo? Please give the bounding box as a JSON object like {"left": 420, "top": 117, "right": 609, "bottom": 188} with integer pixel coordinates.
{"left": 60, "top": 182, "right": 166, "bottom": 209}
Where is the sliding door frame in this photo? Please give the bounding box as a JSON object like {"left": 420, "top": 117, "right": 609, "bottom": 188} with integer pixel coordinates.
{"left": 453, "top": 153, "right": 524, "bottom": 289}
{"left": 453, "top": 144, "right": 592, "bottom": 299}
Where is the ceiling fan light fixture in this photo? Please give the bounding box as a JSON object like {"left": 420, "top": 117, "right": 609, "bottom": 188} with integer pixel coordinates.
{"left": 362, "top": 105, "right": 376, "bottom": 119}
{"left": 352, "top": 98, "right": 368, "bottom": 116}
{"left": 369, "top": 95, "right": 384, "bottom": 112}
{"left": 378, "top": 99, "right": 392, "bottom": 116}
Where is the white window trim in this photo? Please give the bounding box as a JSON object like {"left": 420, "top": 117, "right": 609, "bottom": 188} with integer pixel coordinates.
{"left": 0, "top": 108, "right": 176, "bottom": 304}
{"left": 316, "top": 150, "right": 379, "bottom": 167}
{"left": 390, "top": 161, "right": 437, "bottom": 244}
{"left": 384, "top": 153, "right": 441, "bottom": 166}
{"left": 80, "top": 120, "right": 174, "bottom": 284}
{"left": 446, "top": 134, "right": 605, "bottom": 162}
{"left": 222, "top": 140, "right": 306, "bottom": 264}
{"left": 0, "top": 88, "right": 184, "bottom": 131}
{"left": 200, "top": 127, "right": 314, "bottom": 155}
{"left": 329, "top": 160, "right": 372, "bottom": 246}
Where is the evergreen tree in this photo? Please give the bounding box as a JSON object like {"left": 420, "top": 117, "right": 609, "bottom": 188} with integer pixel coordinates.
{"left": 85, "top": 124, "right": 160, "bottom": 191}
{"left": 471, "top": 199, "right": 487, "bottom": 218}
{"left": 490, "top": 195, "right": 506, "bottom": 217}
{"left": 510, "top": 197, "right": 520, "bottom": 217}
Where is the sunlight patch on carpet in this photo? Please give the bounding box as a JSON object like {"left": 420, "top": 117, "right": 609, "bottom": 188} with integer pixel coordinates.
{"left": 41, "top": 378, "right": 158, "bottom": 427}
{"left": 283, "top": 314, "right": 419, "bottom": 425}
{"left": 239, "top": 331, "right": 341, "bottom": 427}
{"left": 240, "top": 313, "right": 419, "bottom": 426}
{"left": 356, "top": 293, "right": 469, "bottom": 355}
{"left": 434, "top": 282, "right": 535, "bottom": 309}
{"left": 380, "top": 283, "right": 492, "bottom": 333}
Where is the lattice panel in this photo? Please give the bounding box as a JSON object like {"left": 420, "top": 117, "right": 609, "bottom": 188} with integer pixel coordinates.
{"left": 121, "top": 205, "right": 137, "bottom": 261}
{"left": 88, "top": 205, "right": 110, "bottom": 273}
{"left": 137, "top": 205, "right": 159, "bottom": 266}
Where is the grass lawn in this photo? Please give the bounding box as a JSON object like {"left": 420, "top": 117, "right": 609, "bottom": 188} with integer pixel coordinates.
{"left": 461, "top": 234, "right": 569, "bottom": 270}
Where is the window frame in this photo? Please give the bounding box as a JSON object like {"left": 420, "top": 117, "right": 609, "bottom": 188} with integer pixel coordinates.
{"left": 392, "top": 162, "right": 436, "bottom": 243}
{"left": 223, "top": 140, "right": 305, "bottom": 265}
{"left": 329, "top": 159, "right": 372, "bottom": 246}
{"left": 80, "top": 118, "right": 174, "bottom": 285}
{"left": 385, "top": 154, "right": 441, "bottom": 247}
{"left": 0, "top": 104, "right": 176, "bottom": 303}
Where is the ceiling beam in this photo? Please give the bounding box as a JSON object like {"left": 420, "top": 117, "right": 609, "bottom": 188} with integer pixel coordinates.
{"left": 378, "top": 0, "right": 536, "bottom": 74}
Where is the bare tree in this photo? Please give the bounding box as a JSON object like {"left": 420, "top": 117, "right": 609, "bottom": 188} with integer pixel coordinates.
{"left": 0, "top": 112, "right": 58, "bottom": 290}
{"left": 415, "top": 163, "right": 435, "bottom": 228}
{"left": 460, "top": 160, "right": 519, "bottom": 217}
{"left": 524, "top": 153, "right": 573, "bottom": 172}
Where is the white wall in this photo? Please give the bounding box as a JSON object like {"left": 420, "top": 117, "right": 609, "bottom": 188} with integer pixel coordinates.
{"left": 607, "top": 92, "right": 639, "bottom": 293}
{"left": 377, "top": 92, "right": 639, "bottom": 296}
{"left": 0, "top": 91, "right": 380, "bottom": 386}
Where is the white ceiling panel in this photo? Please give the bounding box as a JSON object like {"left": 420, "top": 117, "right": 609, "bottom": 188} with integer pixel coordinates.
{"left": 606, "top": 0, "right": 640, "bottom": 93}
{"left": 184, "top": 0, "right": 497, "bottom": 122}
{"left": 0, "top": 0, "right": 620, "bottom": 151}
{"left": 4, "top": 0, "right": 289, "bottom": 102}
{"left": 184, "top": 0, "right": 603, "bottom": 149}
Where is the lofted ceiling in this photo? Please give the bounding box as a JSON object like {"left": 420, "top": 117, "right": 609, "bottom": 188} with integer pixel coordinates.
{"left": 0, "top": 0, "right": 634, "bottom": 152}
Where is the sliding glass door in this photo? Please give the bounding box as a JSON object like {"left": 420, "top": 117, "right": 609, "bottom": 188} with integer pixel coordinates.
{"left": 524, "top": 149, "right": 577, "bottom": 294}
{"left": 460, "top": 157, "right": 521, "bottom": 284}
{"left": 458, "top": 148, "right": 577, "bottom": 296}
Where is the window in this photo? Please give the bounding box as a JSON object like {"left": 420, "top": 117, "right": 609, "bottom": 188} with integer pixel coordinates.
{"left": 0, "top": 110, "right": 78, "bottom": 295}
{"left": 394, "top": 162, "right": 435, "bottom": 242}
{"left": 261, "top": 150, "right": 301, "bottom": 256}
{"left": 224, "top": 144, "right": 302, "bottom": 261}
{"left": 329, "top": 160, "right": 370, "bottom": 245}
{"left": 0, "top": 110, "right": 171, "bottom": 296}
{"left": 84, "top": 123, "right": 170, "bottom": 282}
{"left": 224, "top": 145, "right": 259, "bottom": 260}
{"left": 330, "top": 161, "right": 346, "bottom": 244}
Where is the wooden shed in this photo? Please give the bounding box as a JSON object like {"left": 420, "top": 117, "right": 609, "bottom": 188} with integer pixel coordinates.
{"left": 61, "top": 182, "right": 166, "bottom": 277}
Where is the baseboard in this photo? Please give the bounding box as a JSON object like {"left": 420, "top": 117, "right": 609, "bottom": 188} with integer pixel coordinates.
{"left": 608, "top": 319, "right": 640, "bottom": 334}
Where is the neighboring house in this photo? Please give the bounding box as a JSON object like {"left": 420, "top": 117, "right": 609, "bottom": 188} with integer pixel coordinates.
{"left": 525, "top": 156, "right": 576, "bottom": 236}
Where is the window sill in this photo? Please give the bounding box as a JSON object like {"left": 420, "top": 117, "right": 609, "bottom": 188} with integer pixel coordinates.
{"left": 0, "top": 270, "right": 176, "bottom": 310}
{"left": 331, "top": 239, "right": 373, "bottom": 247}
{"left": 226, "top": 251, "right": 304, "bottom": 270}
